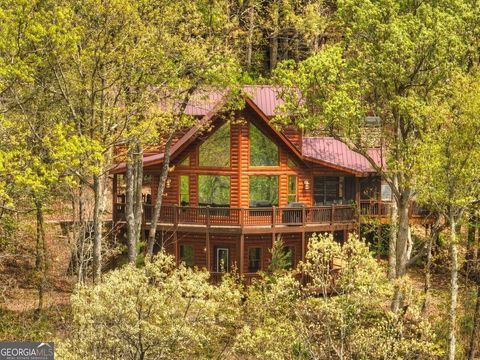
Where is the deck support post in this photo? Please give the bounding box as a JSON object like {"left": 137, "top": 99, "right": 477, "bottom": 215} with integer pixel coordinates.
{"left": 173, "top": 205, "right": 179, "bottom": 265}
{"left": 272, "top": 206, "right": 276, "bottom": 260}
{"left": 206, "top": 206, "right": 211, "bottom": 271}
{"left": 112, "top": 174, "right": 117, "bottom": 223}
{"left": 239, "top": 234, "right": 245, "bottom": 275}
{"left": 174, "top": 230, "right": 179, "bottom": 265}
{"left": 355, "top": 177, "right": 361, "bottom": 211}
{"left": 301, "top": 230, "right": 306, "bottom": 284}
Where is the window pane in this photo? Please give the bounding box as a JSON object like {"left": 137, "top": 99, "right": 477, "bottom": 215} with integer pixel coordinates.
{"left": 198, "top": 175, "right": 230, "bottom": 207}
{"left": 179, "top": 175, "right": 189, "bottom": 206}
{"left": 287, "top": 157, "right": 296, "bottom": 168}
{"left": 248, "top": 247, "right": 261, "bottom": 272}
{"left": 313, "top": 176, "right": 340, "bottom": 205}
{"left": 179, "top": 156, "right": 189, "bottom": 166}
{"left": 199, "top": 123, "right": 230, "bottom": 167}
{"left": 381, "top": 182, "right": 392, "bottom": 201}
{"left": 180, "top": 245, "right": 194, "bottom": 267}
{"left": 250, "top": 124, "right": 278, "bottom": 166}
{"left": 288, "top": 175, "right": 297, "bottom": 203}
{"left": 249, "top": 176, "right": 278, "bottom": 207}
{"left": 360, "top": 177, "right": 380, "bottom": 200}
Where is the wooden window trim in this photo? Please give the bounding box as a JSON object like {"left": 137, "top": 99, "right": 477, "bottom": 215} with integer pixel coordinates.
{"left": 248, "top": 247, "right": 262, "bottom": 273}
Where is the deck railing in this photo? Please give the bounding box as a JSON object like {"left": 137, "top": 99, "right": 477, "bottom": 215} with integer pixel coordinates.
{"left": 113, "top": 202, "right": 391, "bottom": 227}
{"left": 114, "top": 200, "right": 434, "bottom": 227}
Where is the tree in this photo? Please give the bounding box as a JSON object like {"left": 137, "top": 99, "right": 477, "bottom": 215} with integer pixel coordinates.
{"left": 414, "top": 71, "right": 480, "bottom": 360}
{"left": 143, "top": 0, "right": 242, "bottom": 259}
{"left": 233, "top": 233, "right": 442, "bottom": 359}
{"left": 58, "top": 251, "right": 243, "bottom": 360}
{"left": 275, "top": 0, "right": 472, "bottom": 310}
{"left": 268, "top": 236, "right": 293, "bottom": 274}
{"left": 0, "top": 0, "right": 98, "bottom": 311}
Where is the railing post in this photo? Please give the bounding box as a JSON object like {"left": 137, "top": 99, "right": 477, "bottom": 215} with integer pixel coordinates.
{"left": 206, "top": 206, "right": 211, "bottom": 271}
{"left": 206, "top": 205, "right": 210, "bottom": 228}
{"left": 331, "top": 204, "right": 336, "bottom": 225}
{"left": 302, "top": 206, "right": 306, "bottom": 225}
{"left": 173, "top": 204, "right": 178, "bottom": 226}
{"left": 272, "top": 206, "right": 276, "bottom": 228}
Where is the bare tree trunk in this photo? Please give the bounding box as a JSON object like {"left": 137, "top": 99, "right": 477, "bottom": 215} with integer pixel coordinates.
{"left": 125, "top": 144, "right": 137, "bottom": 263}
{"left": 92, "top": 174, "right": 105, "bottom": 284}
{"left": 421, "top": 217, "right": 441, "bottom": 315}
{"left": 269, "top": 0, "right": 280, "bottom": 72}
{"left": 77, "top": 185, "right": 87, "bottom": 283}
{"left": 269, "top": 34, "right": 278, "bottom": 72}
{"left": 246, "top": 4, "right": 255, "bottom": 70}
{"left": 34, "top": 197, "right": 47, "bottom": 314}
{"left": 134, "top": 141, "right": 143, "bottom": 245}
{"left": 392, "top": 190, "right": 411, "bottom": 312}
{"left": 388, "top": 174, "right": 398, "bottom": 280}
{"left": 145, "top": 88, "right": 196, "bottom": 259}
{"left": 125, "top": 139, "right": 144, "bottom": 264}
{"left": 448, "top": 212, "right": 458, "bottom": 360}
{"left": 146, "top": 133, "right": 174, "bottom": 258}
{"left": 468, "top": 285, "right": 480, "bottom": 360}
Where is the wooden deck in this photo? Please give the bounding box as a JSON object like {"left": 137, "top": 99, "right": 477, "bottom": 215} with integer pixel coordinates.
{"left": 113, "top": 201, "right": 432, "bottom": 232}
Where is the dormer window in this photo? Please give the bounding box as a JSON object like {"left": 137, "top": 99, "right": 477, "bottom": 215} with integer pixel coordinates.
{"left": 199, "top": 123, "right": 230, "bottom": 167}
{"left": 250, "top": 123, "right": 278, "bottom": 167}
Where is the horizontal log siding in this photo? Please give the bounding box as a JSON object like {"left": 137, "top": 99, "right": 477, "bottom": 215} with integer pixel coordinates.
{"left": 145, "top": 107, "right": 358, "bottom": 214}
{"left": 177, "top": 232, "right": 207, "bottom": 268}
{"left": 281, "top": 125, "right": 302, "bottom": 151}
{"left": 238, "top": 115, "right": 250, "bottom": 207}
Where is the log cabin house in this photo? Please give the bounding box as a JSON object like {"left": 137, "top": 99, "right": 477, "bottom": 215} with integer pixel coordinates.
{"left": 112, "top": 86, "right": 429, "bottom": 283}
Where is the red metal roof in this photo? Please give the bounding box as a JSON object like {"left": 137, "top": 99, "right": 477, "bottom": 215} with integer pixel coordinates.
{"left": 302, "top": 137, "right": 382, "bottom": 174}
{"left": 181, "top": 85, "right": 283, "bottom": 117}
{"left": 112, "top": 86, "right": 382, "bottom": 174}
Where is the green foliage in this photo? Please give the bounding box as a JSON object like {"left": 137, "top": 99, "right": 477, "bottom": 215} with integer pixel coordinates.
{"left": 275, "top": 0, "right": 474, "bottom": 187}
{"left": 414, "top": 70, "right": 480, "bottom": 214}
{"left": 234, "top": 272, "right": 304, "bottom": 360}
{"left": 268, "top": 237, "right": 293, "bottom": 274}
{"left": 58, "top": 251, "right": 243, "bottom": 359}
{"left": 234, "top": 233, "right": 442, "bottom": 359}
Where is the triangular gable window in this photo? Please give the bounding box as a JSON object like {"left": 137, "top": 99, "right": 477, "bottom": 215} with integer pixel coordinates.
{"left": 250, "top": 123, "right": 278, "bottom": 166}
{"left": 199, "top": 123, "right": 230, "bottom": 167}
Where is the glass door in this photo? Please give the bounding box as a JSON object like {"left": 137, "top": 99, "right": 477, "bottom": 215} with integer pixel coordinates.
{"left": 216, "top": 248, "right": 229, "bottom": 272}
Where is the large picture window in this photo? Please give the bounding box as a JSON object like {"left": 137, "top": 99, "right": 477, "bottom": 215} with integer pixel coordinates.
{"left": 198, "top": 175, "right": 230, "bottom": 207}
{"left": 179, "top": 175, "right": 189, "bottom": 206}
{"left": 199, "top": 123, "right": 230, "bottom": 167}
{"left": 250, "top": 123, "right": 278, "bottom": 166}
{"left": 249, "top": 175, "right": 278, "bottom": 207}
{"left": 288, "top": 175, "right": 297, "bottom": 203}
{"left": 313, "top": 176, "right": 340, "bottom": 205}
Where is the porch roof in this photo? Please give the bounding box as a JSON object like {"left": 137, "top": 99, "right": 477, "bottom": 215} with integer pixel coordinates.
{"left": 302, "top": 137, "right": 383, "bottom": 174}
